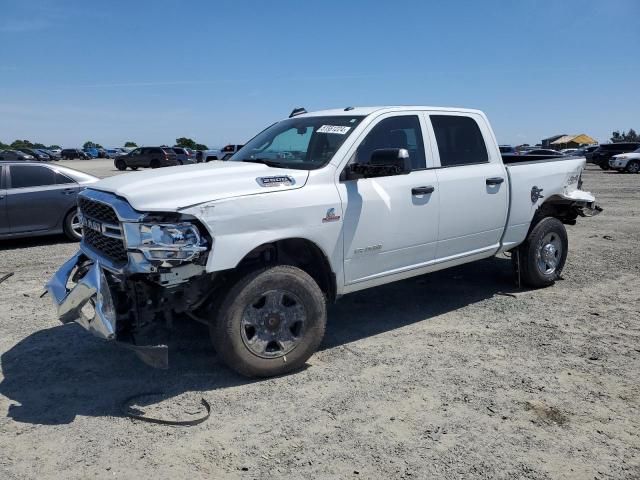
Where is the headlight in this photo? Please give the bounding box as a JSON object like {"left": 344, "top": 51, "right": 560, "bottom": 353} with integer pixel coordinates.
{"left": 137, "top": 223, "right": 207, "bottom": 262}
{"left": 618, "top": 156, "right": 627, "bottom": 159}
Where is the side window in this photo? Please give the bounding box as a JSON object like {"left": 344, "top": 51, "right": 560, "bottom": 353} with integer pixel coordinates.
{"left": 431, "top": 115, "right": 489, "bottom": 167}
{"left": 356, "top": 115, "right": 426, "bottom": 170}
{"left": 132, "top": 148, "right": 142, "bottom": 156}
{"left": 55, "top": 171, "right": 75, "bottom": 184}
{"left": 10, "top": 165, "right": 56, "bottom": 189}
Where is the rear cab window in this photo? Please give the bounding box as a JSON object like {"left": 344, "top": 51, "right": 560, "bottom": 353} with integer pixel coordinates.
{"left": 430, "top": 115, "right": 489, "bottom": 167}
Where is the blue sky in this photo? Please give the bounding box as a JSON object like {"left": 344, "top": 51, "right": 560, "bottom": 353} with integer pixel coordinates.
{"left": 1, "top": 0, "right": 638, "bottom": 148}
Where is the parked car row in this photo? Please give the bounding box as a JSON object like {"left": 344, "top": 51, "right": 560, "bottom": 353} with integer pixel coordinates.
{"left": 114, "top": 145, "right": 245, "bottom": 170}
{"left": 587, "top": 142, "right": 640, "bottom": 170}
{"left": 0, "top": 148, "right": 61, "bottom": 161}
{"left": 499, "top": 142, "right": 640, "bottom": 173}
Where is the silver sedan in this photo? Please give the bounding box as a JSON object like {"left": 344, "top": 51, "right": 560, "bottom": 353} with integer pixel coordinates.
{"left": 0, "top": 161, "right": 99, "bottom": 241}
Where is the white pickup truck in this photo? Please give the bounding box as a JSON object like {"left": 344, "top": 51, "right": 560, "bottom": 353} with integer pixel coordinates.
{"left": 47, "top": 106, "right": 601, "bottom": 377}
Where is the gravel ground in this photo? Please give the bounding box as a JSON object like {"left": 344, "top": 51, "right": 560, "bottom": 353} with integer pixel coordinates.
{"left": 0, "top": 163, "right": 638, "bottom": 479}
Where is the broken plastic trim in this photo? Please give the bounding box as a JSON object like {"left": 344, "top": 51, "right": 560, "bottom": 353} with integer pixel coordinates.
{"left": 46, "top": 251, "right": 169, "bottom": 369}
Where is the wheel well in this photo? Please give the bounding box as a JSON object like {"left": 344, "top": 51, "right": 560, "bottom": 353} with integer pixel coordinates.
{"left": 530, "top": 196, "right": 578, "bottom": 230}
{"left": 235, "top": 238, "right": 336, "bottom": 302}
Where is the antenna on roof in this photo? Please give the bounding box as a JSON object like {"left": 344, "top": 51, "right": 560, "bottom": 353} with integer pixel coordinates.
{"left": 344, "top": 106, "right": 355, "bottom": 111}
{"left": 289, "top": 107, "right": 307, "bottom": 118}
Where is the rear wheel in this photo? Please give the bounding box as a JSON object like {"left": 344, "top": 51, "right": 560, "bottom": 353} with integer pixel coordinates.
{"left": 63, "top": 209, "right": 82, "bottom": 241}
{"left": 599, "top": 162, "right": 610, "bottom": 170}
{"left": 626, "top": 160, "right": 640, "bottom": 174}
{"left": 150, "top": 159, "right": 161, "bottom": 169}
{"left": 515, "top": 217, "right": 568, "bottom": 288}
{"left": 210, "top": 266, "right": 327, "bottom": 378}
{"left": 115, "top": 159, "right": 127, "bottom": 171}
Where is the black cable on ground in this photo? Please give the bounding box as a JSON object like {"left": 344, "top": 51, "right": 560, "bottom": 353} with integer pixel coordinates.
{"left": 121, "top": 392, "right": 211, "bottom": 426}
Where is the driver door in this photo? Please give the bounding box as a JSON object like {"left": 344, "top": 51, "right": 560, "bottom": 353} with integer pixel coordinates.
{"left": 128, "top": 148, "right": 144, "bottom": 167}
{"left": 339, "top": 113, "right": 440, "bottom": 286}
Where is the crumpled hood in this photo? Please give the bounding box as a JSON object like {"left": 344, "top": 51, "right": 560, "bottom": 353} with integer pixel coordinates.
{"left": 91, "top": 161, "right": 309, "bottom": 211}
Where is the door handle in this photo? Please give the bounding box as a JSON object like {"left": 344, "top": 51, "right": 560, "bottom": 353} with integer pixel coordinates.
{"left": 411, "top": 186, "right": 435, "bottom": 195}
{"left": 486, "top": 177, "right": 504, "bottom": 185}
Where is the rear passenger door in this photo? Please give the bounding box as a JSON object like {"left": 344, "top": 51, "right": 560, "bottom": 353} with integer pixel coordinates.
{"left": 426, "top": 113, "right": 508, "bottom": 260}
{"left": 6, "top": 164, "right": 76, "bottom": 233}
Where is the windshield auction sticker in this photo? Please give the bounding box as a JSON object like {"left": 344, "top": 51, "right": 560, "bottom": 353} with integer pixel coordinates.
{"left": 317, "top": 125, "right": 351, "bottom": 134}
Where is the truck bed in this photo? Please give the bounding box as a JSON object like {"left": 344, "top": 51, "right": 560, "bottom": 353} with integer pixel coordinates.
{"left": 499, "top": 156, "right": 592, "bottom": 252}
{"left": 501, "top": 153, "right": 576, "bottom": 164}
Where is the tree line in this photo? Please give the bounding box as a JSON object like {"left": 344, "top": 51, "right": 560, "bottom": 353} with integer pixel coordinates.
{"left": 610, "top": 129, "right": 639, "bottom": 143}
{"left": 1, "top": 138, "right": 209, "bottom": 151}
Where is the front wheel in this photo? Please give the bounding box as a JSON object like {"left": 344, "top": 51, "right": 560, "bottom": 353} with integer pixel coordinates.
{"left": 210, "top": 266, "right": 327, "bottom": 378}
{"left": 626, "top": 160, "right": 640, "bottom": 174}
{"left": 515, "top": 217, "right": 568, "bottom": 288}
{"left": 115, "top": 159, "right": 127, "bottom": 171}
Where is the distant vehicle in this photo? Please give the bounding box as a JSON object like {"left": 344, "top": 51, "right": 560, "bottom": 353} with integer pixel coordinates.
{"left": 0, "top": 161, "right": 99, "bottom": 240}
{"left": 18, "top": 148, "right": 51, "bottom": 161}
{"left": 49, "top": 148, "right": 62, "bottom": 156}
{"left": 573, "top": 145, "right": 598, "bottom": 160}
{"left": 0, "top": 150, "right": 35, "bottom": 161}
{"left": 61, "top": 149, "right": 90, "bottom": 160}
{"left": 589, "top": 143, "right": 640, "bottom": 170}
{"left": 171, "top": 147, "right": 197, "bottom": 165}
{"left": 202, "top": 144, "right": 244, "bottom": 162}
{"left": 609, "top": 147, "right": 640, "bottom": 173}
{"left": 83, "top": 147, "right": 99, "bottom": 159}
{"left": 560, "top": 148, "right": 579, "bottom": 156}
{"left": 523, "top": 149, "right": 565, "bottom": 157}
{"left": 499, "top": 145, "right": 518, "bottom": 155}
{"left": 114, "top": 147, "right": 178, "bottom": 170}
{"left": 37, "top": 149, "right": 60, "bottom": 160}
{"left": 105, "top": 148, "right": 126, "bottom": 159}
{"left": 221, "top": 144, "right": 244, "bottom": 160}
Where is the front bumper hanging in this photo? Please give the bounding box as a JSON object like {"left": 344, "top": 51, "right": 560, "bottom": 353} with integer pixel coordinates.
{"left": 46, "top": 251, "right": 169, "bottom": 368}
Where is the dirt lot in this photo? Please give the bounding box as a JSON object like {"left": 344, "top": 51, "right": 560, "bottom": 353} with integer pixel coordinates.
{"left": 0, "top": 163, "right": 638, "bottom": 479}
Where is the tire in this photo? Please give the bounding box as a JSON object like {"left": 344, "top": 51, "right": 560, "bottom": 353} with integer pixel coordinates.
{"left": 599, "top": 162, "right": 610, "bottom": 170}
{"left": 210, "top": 265, "right": 327, "bottom": 378}
{"left": 63, "top": 209, "right": 82, "bottom": 241}
{"left": 516, "top": 217, "right": 568, "bottom": 288}
{"left": 177, "top": 159, "right": 184, "bottom": 165}
{"left": 115, "top": 159, "right": 127, "bottom": 171}
{"left": 626, "top": 160, "right": 640, "bottom": 174}
{"left": 150, "top": 159, "right": 160, "bottom": 169}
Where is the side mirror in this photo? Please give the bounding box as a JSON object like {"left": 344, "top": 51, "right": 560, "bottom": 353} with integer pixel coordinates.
{"left": 350, "top": 148, "right": 411, "bottom": 178}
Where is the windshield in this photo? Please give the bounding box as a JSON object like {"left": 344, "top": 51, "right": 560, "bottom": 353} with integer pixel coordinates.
{"left": 230, "top": 115, "right": 365, "bottom": 170}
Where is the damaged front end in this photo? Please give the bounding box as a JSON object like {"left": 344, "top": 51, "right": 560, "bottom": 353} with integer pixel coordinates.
{"left": 46, "top": 189, "right": 213, "bottom": 368}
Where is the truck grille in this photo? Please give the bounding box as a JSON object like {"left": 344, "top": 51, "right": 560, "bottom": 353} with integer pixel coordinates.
{"left": 78, "top": 197, "right": 119, "bottom": 224}
{"left": 78, "top": 198, "right": 128, "bottom": 264}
